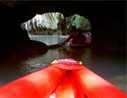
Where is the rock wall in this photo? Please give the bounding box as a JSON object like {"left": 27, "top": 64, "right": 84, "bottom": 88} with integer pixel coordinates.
{"left": 21, "top": 12, "right": 67, "bottom": 35}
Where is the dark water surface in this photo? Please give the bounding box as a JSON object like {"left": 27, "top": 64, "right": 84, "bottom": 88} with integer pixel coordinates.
{"left": 0, "top": 46, "right": 126, "bottom": 93}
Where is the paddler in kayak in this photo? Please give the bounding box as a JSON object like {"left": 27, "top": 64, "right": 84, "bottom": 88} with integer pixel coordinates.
{"left": 62, "top": 14, "right": 92, "bottom": 46}
{"left": 62, "top": 26, "right": 91, "bottom": 45}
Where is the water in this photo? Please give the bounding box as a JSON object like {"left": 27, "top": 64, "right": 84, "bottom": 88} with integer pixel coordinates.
{"left": 28, "top": 35, "right": 69, "bottom": 46}
{"left": 0, "top": 39, "right": 126, "bottom": 94}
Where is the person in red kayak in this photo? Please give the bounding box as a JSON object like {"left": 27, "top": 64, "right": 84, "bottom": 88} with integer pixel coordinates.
{"left": 62, "top": 26, "right": 91, "bottom": 45}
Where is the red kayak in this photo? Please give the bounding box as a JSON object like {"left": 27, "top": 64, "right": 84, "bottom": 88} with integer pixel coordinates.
{"left": 0, "top": 58, "right": 126, "bottom": 98}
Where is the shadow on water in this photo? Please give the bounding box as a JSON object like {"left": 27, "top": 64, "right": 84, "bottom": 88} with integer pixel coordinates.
{"left": 0, "top": 45, "right": 126, "bottom": 93}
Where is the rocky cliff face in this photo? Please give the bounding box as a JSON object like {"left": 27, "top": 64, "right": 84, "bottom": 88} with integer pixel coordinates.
{"left": 21, "top": 12, "right": 68, "bottom": 35}
{"left": 21, "top": 13, "right": 92, "bottom": 36}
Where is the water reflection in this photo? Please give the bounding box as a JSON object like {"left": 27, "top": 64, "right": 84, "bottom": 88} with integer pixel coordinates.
{"left": 29, "top": 35, "right": 69, "bottom": 46}
{"left": 20, "top": 47, "right": 92, "bottom": 75}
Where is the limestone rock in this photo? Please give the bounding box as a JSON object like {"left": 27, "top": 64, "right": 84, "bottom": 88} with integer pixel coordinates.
{"left": 21, "top": 12, "right": 66, "bottom": 35}
{"left": 21, "top": 12, "right": 91, "bottom": 35}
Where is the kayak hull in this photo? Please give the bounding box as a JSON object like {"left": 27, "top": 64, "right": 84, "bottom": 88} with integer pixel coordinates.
{"left": 0, "top": 59, "right": 126, "bottom": 98}
{"left": 0, "top": 66, "right": 66, "bottom": 98}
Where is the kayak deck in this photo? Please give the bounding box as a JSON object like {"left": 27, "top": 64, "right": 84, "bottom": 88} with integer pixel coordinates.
{"left": 0, "top": 59, "right": 126, "bottom": 98}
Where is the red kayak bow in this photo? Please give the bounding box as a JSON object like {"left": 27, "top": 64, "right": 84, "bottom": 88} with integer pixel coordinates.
{"left": 0, "top": 58, "right": 126, "bottom": 98}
